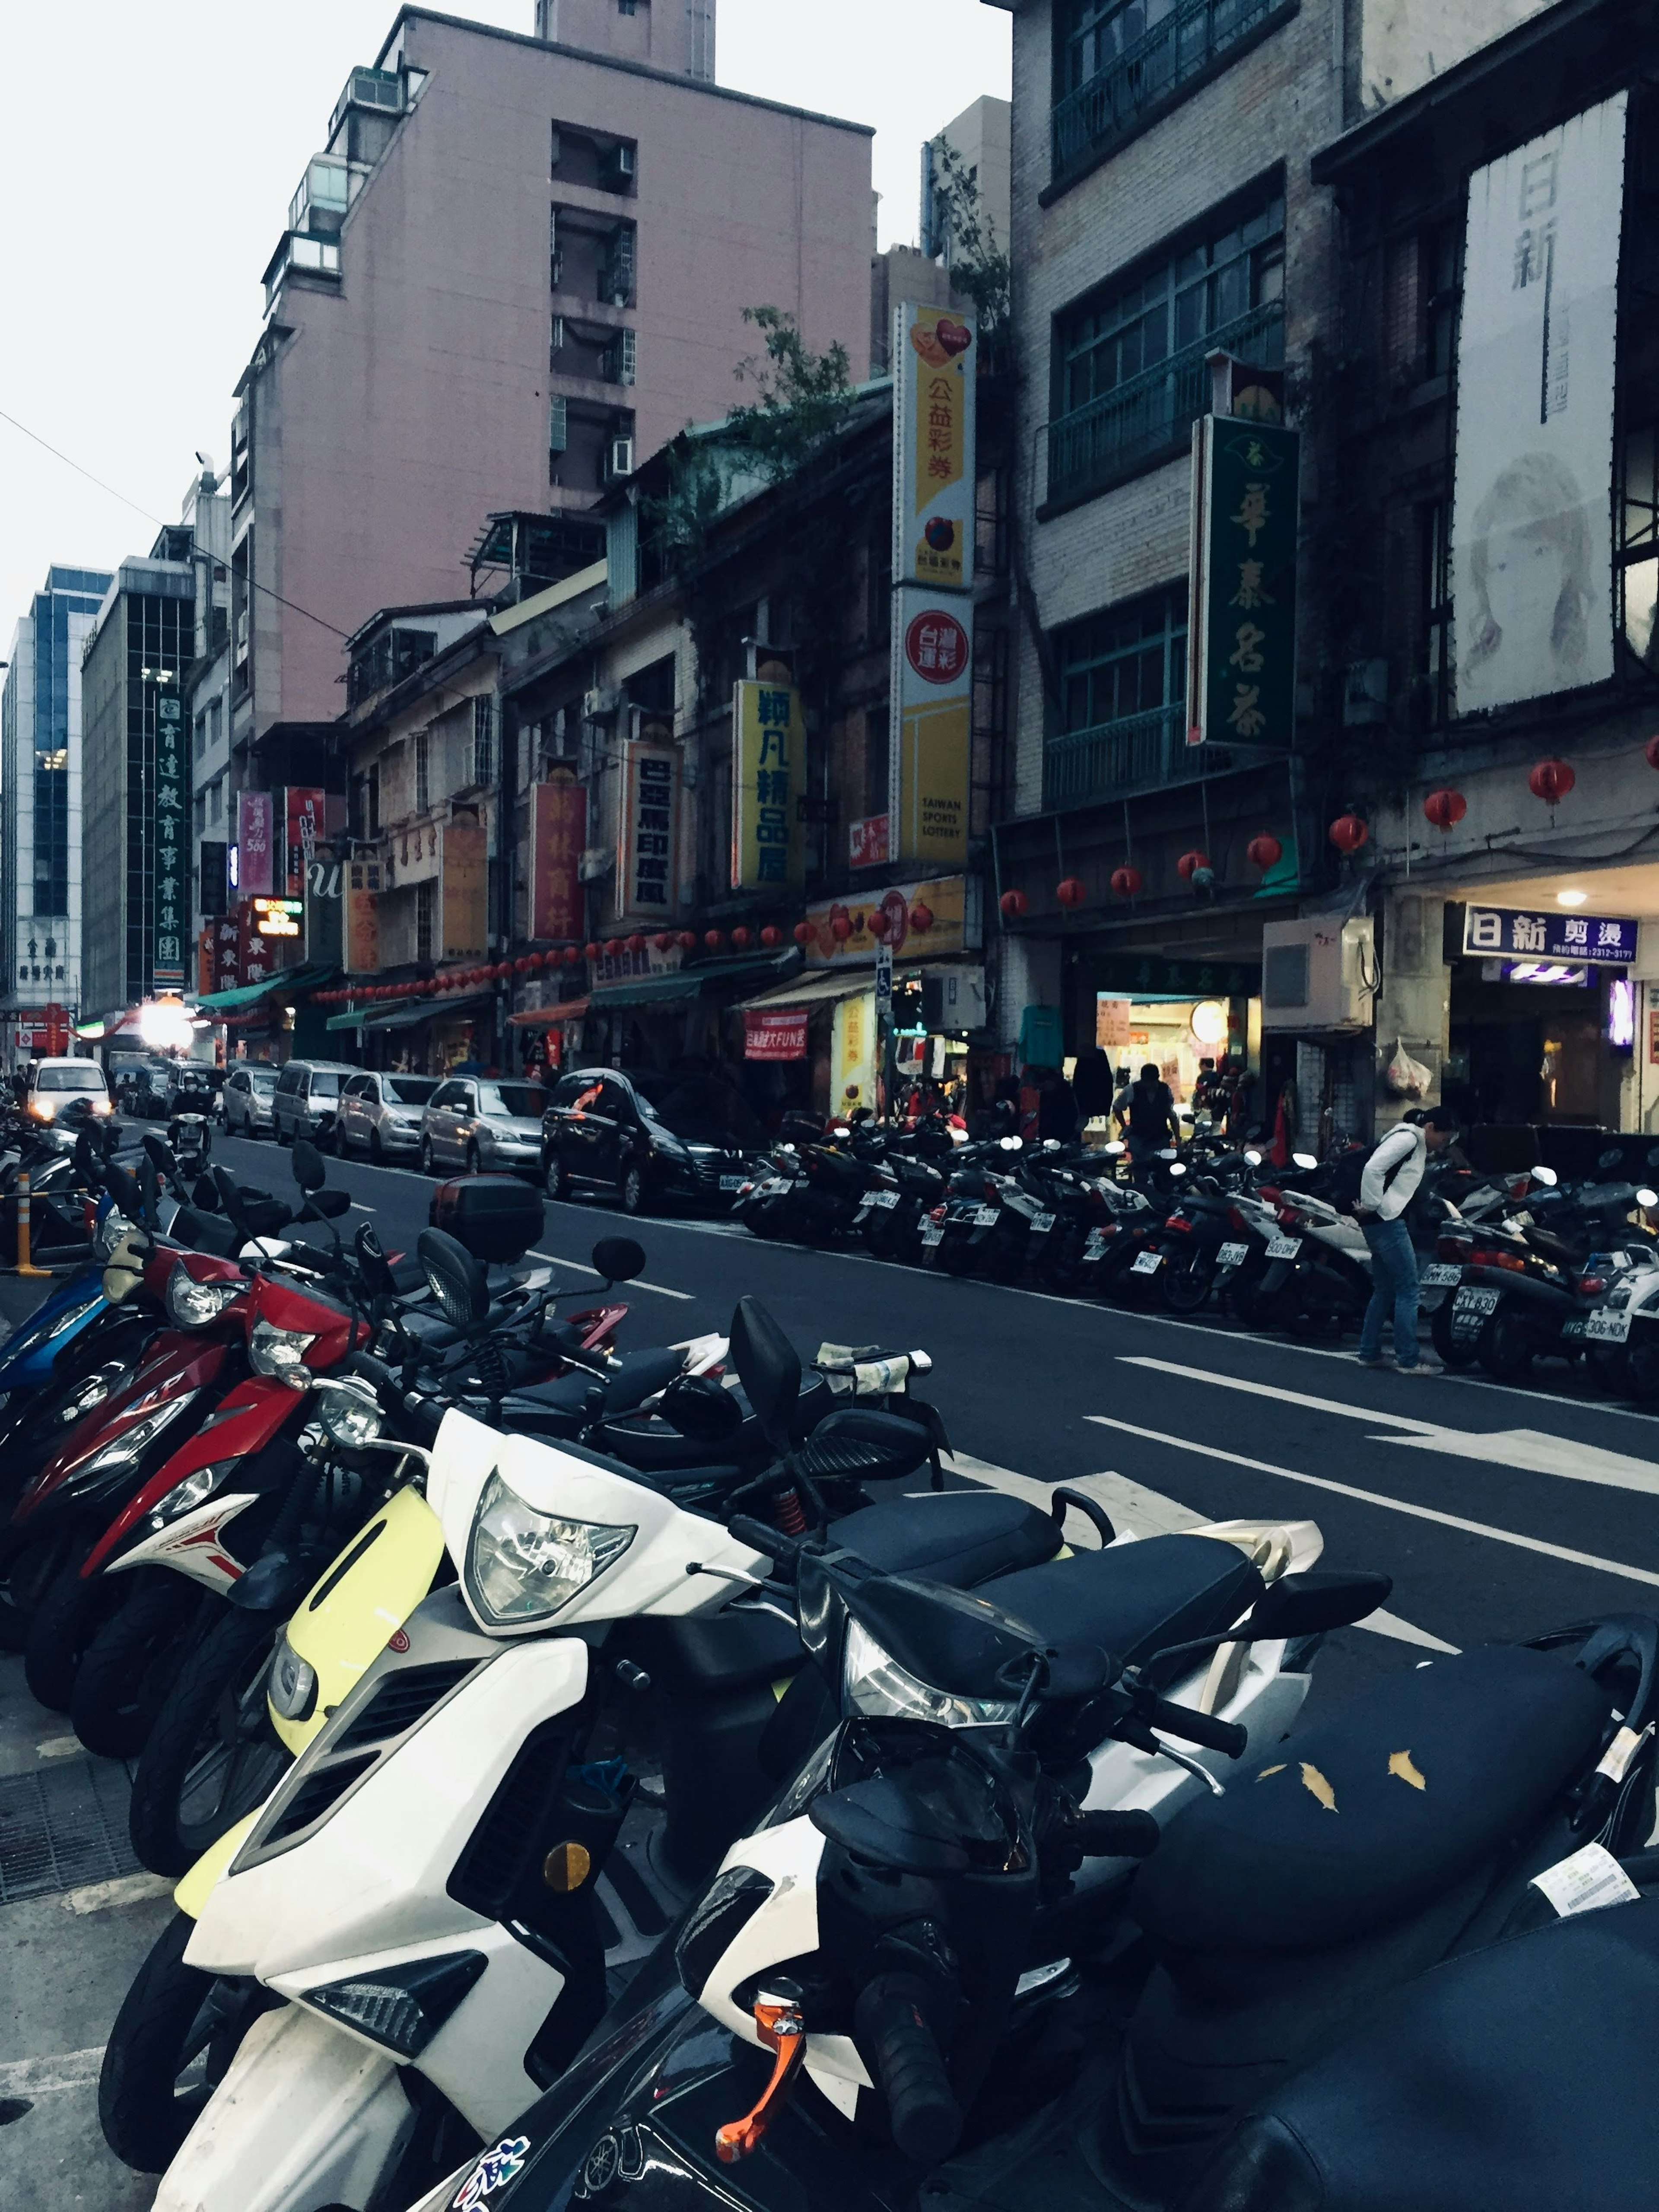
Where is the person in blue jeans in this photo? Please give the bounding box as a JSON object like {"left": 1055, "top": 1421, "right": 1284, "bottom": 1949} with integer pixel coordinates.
{"left": 1353, "top": 1105, "right": 1460, "bottom": 1373}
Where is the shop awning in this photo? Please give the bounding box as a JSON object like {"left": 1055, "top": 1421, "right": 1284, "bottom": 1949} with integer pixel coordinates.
{"left": 326, "top": 991, "right": 491, "bottom": 1034}
{"left": 509, "top": 997, "right": 590, "bottom": 1026}
{"left": 590, "top": 952, "right": 795, "bottom": 1011}
{"left": 197, "top": 963, "right": 337, "bottom": 1012}
{"left": 733, "top": 970, "right": 871, "bottom": 1013}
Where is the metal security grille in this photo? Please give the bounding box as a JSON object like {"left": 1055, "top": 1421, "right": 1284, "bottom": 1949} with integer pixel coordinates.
{"left": 0, "top": 1761, "right": 141, "bottom": 1904}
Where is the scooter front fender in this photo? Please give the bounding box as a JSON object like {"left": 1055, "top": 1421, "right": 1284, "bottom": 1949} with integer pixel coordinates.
{"left": 155, "top": 2001, "right": 412, "bottom": 2212}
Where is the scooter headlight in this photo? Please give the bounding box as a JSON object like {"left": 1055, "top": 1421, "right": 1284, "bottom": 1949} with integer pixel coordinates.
{"left": 80, "top": 1388, "right": 199, "bottom": 1474}
{"left": 313, "top": 1380, "right": 385, "bottom": 1449}
{"left": 464, "top": 1470, "right": 634, "bottom": 1629}
{"left": 842, "top": 1617, "right": 1019, "bottom": 1729}
{"left": 269, "top": 1633, "right": 319, "bottom": 1723}
{"left": 250, "top": 1319, "right": 317, "bottom": 1380}
{"left": 166, "top": 1262, "right": 243, "bottom": 1331}
{"left": 93, "top": 1208, "right": 134, "bottom": 1262}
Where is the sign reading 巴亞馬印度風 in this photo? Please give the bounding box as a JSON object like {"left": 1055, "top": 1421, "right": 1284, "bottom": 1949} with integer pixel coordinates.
{"left": 1462, "top": 903, "right": 1637, "bottom": 966}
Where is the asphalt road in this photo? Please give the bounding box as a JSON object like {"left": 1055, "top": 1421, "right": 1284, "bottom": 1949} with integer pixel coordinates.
{"left": 6, "top": 1117, "right": 1659, "bottom": 2206}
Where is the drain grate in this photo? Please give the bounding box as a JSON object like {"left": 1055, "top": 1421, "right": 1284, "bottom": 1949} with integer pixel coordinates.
{"left": 0, "top": 1760, "right": 140, "bottom": 1905}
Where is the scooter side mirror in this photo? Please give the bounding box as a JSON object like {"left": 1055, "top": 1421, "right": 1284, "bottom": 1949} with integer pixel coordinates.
{"left": 192, "top": 1173, "right": 219, "bottom": 1210}
{"left": 1292, "top": 1152, "right": 1319, "bottom": 1170}
{"left": 417, "top": 1228, "right": 490, "bottom": 1331}
{"left": 1531, "top": 1165, "right": 1559, "bottom": 1188}
{"left": 291, "top": 1138, "right": 327, "bottom": 1195}
{"left": 591, "top": 1235, "right": 645, "bottom": 1285}
{"left": 1240, "top": 1569, "right": 1393, "bottom": 1643}
{"left": 1599, "top": 1147, "right": 1625, "bottom": 1175}
{"left": 728, "top": 1295, "right": 802, "bottom": 1454}
{"left": 314, "top": 1188, "right": 352, "bottom": 1220}
{"left": 1244, "top": 1149, "right": 1263, "bottom": 1166}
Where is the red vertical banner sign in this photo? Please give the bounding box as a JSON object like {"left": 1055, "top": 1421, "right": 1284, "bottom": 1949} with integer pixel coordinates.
{"left": 284, "top": 787, "right": 324, "bottom": 897}
{"left": 532, "top": 776, "right": 587, "bottom": 941}
{"left": 235, "top": 899, "right": 273, "bottom": 989}
{"left": 237, "top": 792, "right": 273, "bottom": 898}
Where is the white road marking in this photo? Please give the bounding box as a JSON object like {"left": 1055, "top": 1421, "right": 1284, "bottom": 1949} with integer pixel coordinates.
{"left": 528, "top": 1253, "right": 693, "bottom": 1300}
{"left": 0, "top": 2046, "right": 105, "bottom": 2096}
{"left": 1086, "top": 1412, "right": 1659, "bottom": 1590}
{"left": 1119, "top": 1357, "right": 1659, "bottom": 1498}
{"left": 349, "top": 1201, "right": 376, "bottom": 1212}
{"left": 34, "top": 1735, "right": 82, "bottom": 1761}
{"left": 60, "top": 1871, "right": 174, "bottom": 1915}
{"left": 944, "top": 1453, "right": 1454, "bottom": 1652}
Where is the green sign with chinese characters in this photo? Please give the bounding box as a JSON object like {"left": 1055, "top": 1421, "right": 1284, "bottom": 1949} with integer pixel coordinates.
{"left": 1187, "top": 415, "right": 1298, "bottom": 753}
{"left": 153, "top": 688, "right": 188, "bottom": 988}
{"left": 1091, "top": 953, "right": 1260, "bottom": 998}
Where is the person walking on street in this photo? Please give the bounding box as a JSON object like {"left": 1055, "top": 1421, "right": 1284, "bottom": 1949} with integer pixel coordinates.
{"left": 1119, "top": 1062, "right": 1180, "bottom": 1180}
{"left": 1353, "top": 1105, "right": 1460, "bottom": 1373}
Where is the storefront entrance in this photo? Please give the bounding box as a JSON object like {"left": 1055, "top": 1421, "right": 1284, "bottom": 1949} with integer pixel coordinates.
{"left": 1447, "top": 968, "right": 1621, "bottom": 1127}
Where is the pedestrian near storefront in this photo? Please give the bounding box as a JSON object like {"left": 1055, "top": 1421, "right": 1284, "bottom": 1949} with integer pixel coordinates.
{"left": 1352, "top": 1105, "right": 1461, "bottom": 1373}
{"left": 1119, "top": 1062, "right": 1179, "bottom": 1178}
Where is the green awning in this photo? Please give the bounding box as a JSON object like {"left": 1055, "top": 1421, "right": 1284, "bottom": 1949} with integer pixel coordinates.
{"left": 328, "top": 991, "right": 492, "bottom": 1033}
{"left": 590, "top": 953, "right": 795, "bottom": 1011}
{"left": 197, "top": 963, "right": 337, "bottom": 1011}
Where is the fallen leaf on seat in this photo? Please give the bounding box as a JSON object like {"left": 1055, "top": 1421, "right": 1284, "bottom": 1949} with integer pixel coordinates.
{"left": 1388, "top": 1749, "right": 1426, "bottom": 1791}
{"left": 1255, "top": 1764, "right": 1286, "bottom": 1782}
{"left": 1300, "top": 1762, "right": 1338, "bottom": 1812}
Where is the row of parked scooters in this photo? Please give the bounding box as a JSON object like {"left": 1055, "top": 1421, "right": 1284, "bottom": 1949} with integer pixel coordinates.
{"left": 0, "top": 1115, "right": 1654, "bottom": 2207}
{"left": 736, "top": 1112, "right": 1659, "bottom": 1396}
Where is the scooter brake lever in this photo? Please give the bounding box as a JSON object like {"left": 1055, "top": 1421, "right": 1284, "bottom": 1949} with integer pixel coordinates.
{"left": 715, "top": 1988, "right": 808, "bottom": 2163}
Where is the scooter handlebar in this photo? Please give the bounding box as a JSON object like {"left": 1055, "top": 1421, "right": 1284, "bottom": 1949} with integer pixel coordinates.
{"left": 854, "top": 1975, "right": 962, "bottom": 2168}
{"left": 1144, "top": 1694, "right": 1248, "bottom": 1760}
{"left": 727, "top": 1514, "right": 804, "bottom": 1563}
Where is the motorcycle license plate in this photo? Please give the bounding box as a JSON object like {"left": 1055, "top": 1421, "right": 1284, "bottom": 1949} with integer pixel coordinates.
{"left": 866, "top": 1189, "right": 899, "bottom": 1210}
{"left": 1455, "top": 1287, "right": 1501, "bottom": 1315}
{"left": 1266, "top": 1236, "right": 1302, "bottom": 1260}
{"left": 1131, "top": 1251, "right": 1163, "bottom": 1276}
{"left": 921, "top": 1220, "right": 944, "bottom": 1248}
{"left": 1083, "top": 1229, "right": 1109, "bottom": 1260}
{"left": 1217, "top": 1241, "right": 1249, "bottom": 1269}
{"left": 975, "top": 1207, "right": 1001, "bottom": 1227}
{"left": 755, "top": 1179, "right": 786, "bottom": 1196}
{"left": 1421, "top": 1263, "right": 1464, "bottom": 1286}
{"left": 719, "top": 1175, "right": 747, "bottom": 1191}
{"left": 1030, "top": 1212, "right": 1056, "bottom": 1234}
{"left": 1560, "top": 1316, "right": 1586, "bottom": 1343}
{"left": 1587, "top": 1310, "right": 1633, "bottom": 1344}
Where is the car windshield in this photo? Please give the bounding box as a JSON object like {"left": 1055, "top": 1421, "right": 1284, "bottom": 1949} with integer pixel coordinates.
{"left": 383, "top": 1077, "right": 436, "bottom": 1106}
{"left": 309, "top": 1073, "right": 341, "bottom": 1098}
{"left": 246, "top": 1069, "right": 277, "bottom": 1090}
{"left": 630, "top": 1070, "right": 766, "bottom": 1148}
{"left": 480, "top": 1084, "right": 542, "bottom": 1120}
{"left": 36, "top": 1066, "right": 105, "bottom": 1092}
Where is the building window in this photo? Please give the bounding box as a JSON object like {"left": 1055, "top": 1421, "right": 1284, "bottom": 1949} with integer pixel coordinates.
{"left": 414, "top": 728, "right": 431, "bottom": 813}
{"left": 1049, "top": 191, "right": 1284, "bottom": 507}
{"left": 472, "top": 697, "right": 495, "bottom": 787}
{"left": 416, "top": 878, "right": 435, "bottom": 964}
{"left": 1418, "top": 499, "right": 1453, "bottom": 728}
{"left": 1421, "top": 220, "right": 1461, "bottom": 382}
{"left": 863, "top": 702, "right": 890, "bottom": 817}
{"left": 1053, "top": 0, "right": 1286, "bottom": 185}
{"left": 368, "top": 763, "right": 381, "bottom": 837}
{"left": 1621, "top": 423, "right": 1659, "bottom": 670}
{"left": 619, "top": 0, "right": 638, "bottom": 12}
{"left": 194, "top": 711, "right": 207, "bottom": 760}
{"left": 1045, "top": 587, "right": 1190, "bottom": 807}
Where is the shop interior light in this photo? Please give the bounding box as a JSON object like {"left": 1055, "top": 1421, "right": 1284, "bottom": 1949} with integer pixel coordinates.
{"left": 1190, "top": 999, "right": 1228, "bottom": 1047}
{"left": 1556, "top": 889, "right": 1589, "bottom": 906}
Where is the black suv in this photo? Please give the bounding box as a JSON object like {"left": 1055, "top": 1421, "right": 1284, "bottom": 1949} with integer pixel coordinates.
{"left": 541, "top": 1066, "right": 766, "bottom": 1215}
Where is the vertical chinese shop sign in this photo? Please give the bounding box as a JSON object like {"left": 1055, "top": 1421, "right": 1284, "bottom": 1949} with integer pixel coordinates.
{"left": 532, "top": 775, "right": 587, "bottom": 941}
{"left": 153, "top": 690, "right": 187, "bottom": 988}
{"left": 731, "top": 680, "right": 806, "bottom": 892}
{"left": 1186, "top": 415, "right": 1299, "bottom": 753}
{"left": 618, "top": 738, "right": 680, "bottom": 922}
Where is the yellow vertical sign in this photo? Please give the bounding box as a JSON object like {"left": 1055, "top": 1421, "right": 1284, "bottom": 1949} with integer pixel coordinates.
{"left": 893, "top": 304, "right": 977, "bottom": 592}
{"left": 730, "top": 680, "right": 807, "bottom": 892}
{"left": 891, "top": 591, "right": 971, "bottom": 869}
{"left": 832, "top": 990, "right": 875, "bottom": 1112}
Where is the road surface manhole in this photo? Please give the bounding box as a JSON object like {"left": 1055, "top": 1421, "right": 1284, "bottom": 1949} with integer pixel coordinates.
{"left": 0, "top": 1760, "right": 139, "bottom": 1905}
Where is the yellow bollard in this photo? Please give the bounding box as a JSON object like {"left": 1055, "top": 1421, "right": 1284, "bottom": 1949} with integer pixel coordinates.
{"left": 15, "top": 1171, "right": 50, "bottom": 1278}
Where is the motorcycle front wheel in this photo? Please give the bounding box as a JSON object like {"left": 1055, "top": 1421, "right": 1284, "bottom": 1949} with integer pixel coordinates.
{"left": 71, "top": 1574, "right": 203, "bottom": 1758}
{"left": 1159, "top": 1253, "right": 1215, "bottom": 1313}
{"left": 1478, "top": 1306, "right": 1533, "bottom": 1384}
{"left": 127, "top": 1607, "right": 289, "bottom": 1876}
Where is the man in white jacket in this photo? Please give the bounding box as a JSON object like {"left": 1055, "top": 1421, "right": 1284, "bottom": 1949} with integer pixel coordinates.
{"left": 1353, "top": 1105, "right": 1460, "bottom": 1373}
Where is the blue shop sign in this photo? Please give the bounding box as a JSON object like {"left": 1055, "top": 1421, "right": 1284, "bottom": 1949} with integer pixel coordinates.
{"left": 1462, "top": 904, "right": 1637, "bottom": 966}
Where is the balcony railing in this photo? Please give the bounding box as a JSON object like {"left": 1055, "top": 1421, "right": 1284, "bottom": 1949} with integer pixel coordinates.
{"left": 1047, "top": 300, "right": 1282, "bottom": 508}
{"left": 1052, "top": 0, "right": 1283, "bottom": 183}
{"left": 1044, "top": 702, "right": 1235, "bottom": 810}
{"left": 263, "top": 232, "right": 341, "bottom": 311}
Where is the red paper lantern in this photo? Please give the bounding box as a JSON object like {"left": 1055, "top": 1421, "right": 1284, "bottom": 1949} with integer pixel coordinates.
{"left": 564, "top": 945, "right": 583, "bottom": 967}
{"left": 868, "top": 908, "right": 891, "bottom": 942}
{"left": 514, "top": 955, "right": 531, "bottom": 974}
{"left": 909, "top": 903, "right": 934, "bottom": 934}
{"left": 1423, "top": 788, "right": 1466, "bottom": 831}
{"left": 1110, "top": 866, "right": 1142, "bottom": 899}
{"left": 496, "top": 962, "right": 513, "bottom": 980}
{"left": 793, "top": 922, "right": 814, "bottom": 946}
{"left": 1176, "top": 850, "right": 1211, "bottom": 881}
{"left": 654, "top": 933, "right": 674, "bottom": 953}
{"left": 678, "top": 931, "right": 698, "bottom": 951}
{"left": 830, "top": 914, "right": 853, "bottom": 942}
{"left": 603, "top": 939, "right": 622, "bottom": 957}
{"left": 731, "top": 925, "right": 752, "bottom": 950}
{"left": 1246, "top": 833, "right": 1283, "bottom": 871}
{"left": 1529, "top": 758, "right": 1575, "bottom": 806}
{"left": 1329, "top": 813, "right": 1370, "bottom": 853}
{"left": 703, "top": 929, "right": 724, "bottom": 952}
{"left": 760, "top": 924, "right": 781, "bottom": 948}
{"left": 1645, "top": 734, "right": 1659, "bottom": 772}
{"left": 626, "top": 933, "right": 646, "bottom": 954}
{"left": 1054, "top": 877, "right": 1085, "bottom": 909}
{"left": 583, "top": 943, "right": 601, "bottom": 963}
{"left": 999, "top": 888, "right": 1028, "bottom": 920}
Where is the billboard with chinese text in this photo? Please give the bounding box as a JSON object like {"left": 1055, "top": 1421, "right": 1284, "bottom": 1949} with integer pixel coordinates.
{"left": 1453, "top": 94, "right": 1627, "bottom": 713}
{"left": 890, "top": 591, "right": 971, "bottom": 869}
{"left": 237, "top": 791, "right": 273, "bottom": 898}
{"left": 1462, "top": 903, "right": 1636, "bottom": 966}
{"left": 442, "top": 823, "right": 486, "bottom": 960}
{"left": 153, "top": 689, "right": 187, "bottom": 988}
{"left": 800, "top": 874, "right": 966, "bottom": 967}
{"left": 532, "top": 776, "right": 587, "bottom": 941}
{"left": 617, "top": 738, "right": 680, "bottom": 922}
{"left": 893, "top": 303, "right": 977, "bottom": 594}
{"left": 731, "top": 680, "right": 806, "bottom": 892}
{"left": 1187, "top": 414, "right": 1298, "bottom": 752}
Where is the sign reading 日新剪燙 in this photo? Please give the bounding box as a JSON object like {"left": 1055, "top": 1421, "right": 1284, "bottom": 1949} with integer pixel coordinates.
{"left": 1462, "top": 904, "right": 1637, "bottom": 965}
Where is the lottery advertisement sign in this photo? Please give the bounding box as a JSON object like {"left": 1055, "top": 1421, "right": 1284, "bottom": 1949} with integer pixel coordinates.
{"left": 892, "top": 302, "right": 977, "bottom": 593}
{"left": 890, "top": 591, "right": 971, "bottom": 869}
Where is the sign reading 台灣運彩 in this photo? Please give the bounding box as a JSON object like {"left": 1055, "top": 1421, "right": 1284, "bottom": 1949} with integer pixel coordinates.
{"left": 890, "top": 594, "right": 971, "bottom": 868}
{"left": 731, "top": 681, "right": 806, "bottom": 892}
{"left": 1462, "top": 904, "right": 1637, "bottom": 966}
{"left": 153, "top": 690, "right": 188, "bottom": 988}
{"left": 1187, "top": 414, "right": 1298, "bottom": 755}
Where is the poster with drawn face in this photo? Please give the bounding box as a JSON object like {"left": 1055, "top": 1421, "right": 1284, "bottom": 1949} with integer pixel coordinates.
{"left": 1452, "top": 93, "right": 1626, "bottom": 715}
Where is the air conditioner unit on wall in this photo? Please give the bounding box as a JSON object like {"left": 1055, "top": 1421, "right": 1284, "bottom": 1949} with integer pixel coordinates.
{"left": 583, "top": 686, "right": 620, "bottom": 720}
{"left": 1262, "top": 917, "right": 1377, "bottom": 1033}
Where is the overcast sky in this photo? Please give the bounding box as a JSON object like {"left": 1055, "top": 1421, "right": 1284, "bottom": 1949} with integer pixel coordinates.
{"left": 0, "top": 1, "right": 1009, "bottom": 642}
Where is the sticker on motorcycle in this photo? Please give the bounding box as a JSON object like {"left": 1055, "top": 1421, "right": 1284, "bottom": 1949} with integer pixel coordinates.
{"left": 1265, "top": 1236, "right": 1302, "bottom": 1260}
{"left": 453, "top": 2134, "right": 531, "bottom": 2209}
{"left": 1131, "top": 1251, "right": 1163, "bottom": 1275}
{"left": 1216, "top": 1241, "right": 1249, "bottom": 1268}
{"left": 1586, "top": 1310, "right": 1633, "bottom": 1343}
{"left": 1421, "top": 1263, "right": 1464, "bottom": 1286}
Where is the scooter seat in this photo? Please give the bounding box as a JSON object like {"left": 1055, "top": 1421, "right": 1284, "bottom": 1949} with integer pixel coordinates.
{"left": 1135, "top": 1645, "right": 1611, "bottom": 1955}
{"left": 1184, "top": 1885, "right": 1659, "bottom": 2212}
{"left": 834, "top": 1487, "right": 1063, "bottom": 1585}
{"left": 985, "top": 1533, "right": 1266, "bottom": 1670}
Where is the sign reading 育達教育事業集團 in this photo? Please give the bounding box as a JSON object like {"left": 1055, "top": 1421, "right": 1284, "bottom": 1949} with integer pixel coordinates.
{"left": 153, "top": 691, "right": 187, "bottom": 988}
{"left": 1462, "top": 904, "right": 1637, "bottom": 965}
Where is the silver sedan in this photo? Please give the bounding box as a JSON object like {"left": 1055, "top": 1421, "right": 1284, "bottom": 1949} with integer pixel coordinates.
{"left": 420, "top": 1077, "right": 545, "bottom": 1177}
{"left": 337, "top": 1072, "right": 439, "bottom": 1161}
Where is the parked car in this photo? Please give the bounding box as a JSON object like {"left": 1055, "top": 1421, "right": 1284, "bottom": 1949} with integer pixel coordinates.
{"left": 541, "top": 1064, "right": 765, "bottom": 1214}
{"left": 336, "top": 1070, "right": 438, "bottom": 1161}
{"left": 419, "top": 1075, "right": 543, "bottom": 1177}
{"left": 21, "top": 1058, "right": 113, "bottom": 1128}
{"left": 219, "top": 1062, "right": 278, "bottom": 1138}
{"left": 270, "top": 1060, "right": 357, "bottom": 1146}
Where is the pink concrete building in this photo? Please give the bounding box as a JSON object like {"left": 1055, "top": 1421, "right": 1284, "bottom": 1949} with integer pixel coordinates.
{"left": 229, "top": 1, "right": 873, "bottom": 760}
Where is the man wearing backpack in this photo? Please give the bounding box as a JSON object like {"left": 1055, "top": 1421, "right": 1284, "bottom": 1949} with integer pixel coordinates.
{"left": 1118, "top": 1061, "right": 1180, "bottom": 1179}
{"left": 1352, "top": 1104, "right": 1461, "bottom": 1373}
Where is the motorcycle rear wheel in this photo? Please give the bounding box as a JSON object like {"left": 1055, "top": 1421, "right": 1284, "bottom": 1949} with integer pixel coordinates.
{"left": 1430, "top": 1303, "right": 1480, "bottom": 1370}
{"left": 1478, "top": 1308, "right": 1532, "bottom": 1384}
{"left": 127, "top": 1606, "right": 288, "bottom": 1876}
{"left": 0, "top": 1526, "right": 73, "bottom": 1652}
{"left": 1627, "top": 1333, "right": 1659, "bottom": 1401}
{"left": 22, "top": 1545, "right": 119, "bottom": 1707}
{"left": 1159, "top": 1255, "right": 1214, "bottom": 1313}
{"left": 71, "top": 1575, "right": 203, "bottom": 1759}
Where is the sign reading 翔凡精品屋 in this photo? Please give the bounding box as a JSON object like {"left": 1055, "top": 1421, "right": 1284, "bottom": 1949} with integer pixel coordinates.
{"left": 1462, "top": 904, "right": 1637, "bottom": 965}
{"left": 731, "top": 681, "right": 806, "bottom": 892}
{"left": 1187, "top": 415, "right": 1298, "bottom": 753}
{"left": 153, "top": 690, "right": 188, "bottom": 988}
{"left": 893, "top": 303, "right": 977, "bottom": 594}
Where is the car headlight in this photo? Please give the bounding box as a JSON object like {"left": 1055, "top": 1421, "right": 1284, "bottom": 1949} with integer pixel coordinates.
{"left": 81, "top": 1388, "right": 200, "bottom": 1474}
{"left": 167, "top": 1262, "right": 244, "bottom": 1330}
{"left": 464, "top": 1469, "right": 634, "bottom": 1629}
{"left": 250, "top": 1319, "right": 317, "bottom": 1379}
{"left": 842, "top": 1617, "right": 1019, "bottom": 1729}
{"left": 270, "top": 1633, "right": 319, "bottom": 1723}
{"left": 314, "top": 1381, "right": 385, "bottom": 1448}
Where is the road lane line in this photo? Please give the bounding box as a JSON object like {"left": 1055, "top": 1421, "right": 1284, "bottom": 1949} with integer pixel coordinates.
{"left": 1119, "top": 1357, "right": 1438, "bottom": 1433}
{"left": 1086, "top": 1413, "right": 1659, "bottom": 1589}
{"left": 528, "top": 1253, "right": 693, "bottom": 1300}
{"left": 61, "top": 1871, "right": 173, "bottom": 1914}
{"left": 945, "top": 1454, "right": 1454, "bottom": 1651}
{"left": 0, "top": 2046, "right": 105, "bottom": 2096}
